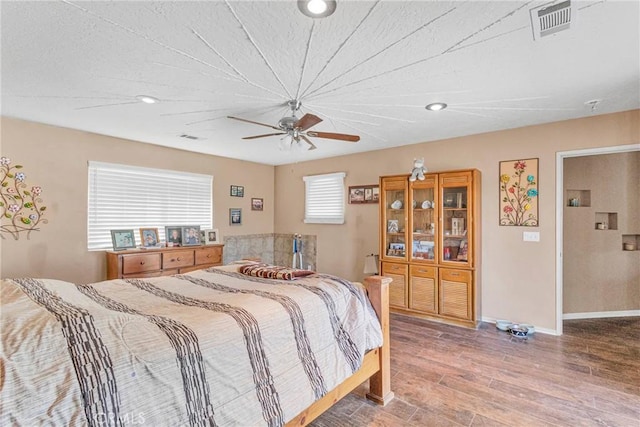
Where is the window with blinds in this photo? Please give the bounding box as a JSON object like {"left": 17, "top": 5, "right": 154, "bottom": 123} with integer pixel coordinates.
{"left": 303, "top": 172, "right": 345, "bottom": 224}
{"left": 87, "top": 161, "right": 212, "bottom": 250}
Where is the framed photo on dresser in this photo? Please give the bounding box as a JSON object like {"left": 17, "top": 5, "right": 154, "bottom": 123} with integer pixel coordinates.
{"left": 140, "top": 228, "right": 159, "bottom": 247}
{"left": 165, "top": 226, "right": 182, "bottom": 247}
{"left": 181, "top": 225, "right": 201, "bottom": 246}
{"left": 201, "top": 228, "right": 220, "bottom": 245}
{"left": 110, "top": 229, "right": 136, "bottom": 251}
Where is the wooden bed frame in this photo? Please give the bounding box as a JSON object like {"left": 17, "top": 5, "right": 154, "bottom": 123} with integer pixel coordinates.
{"left": 286, "top": 275, "right": 394, "bottom": 426}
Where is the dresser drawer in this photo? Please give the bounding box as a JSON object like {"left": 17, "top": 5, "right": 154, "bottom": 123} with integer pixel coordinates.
{"left": 163, "top": 250, "right": 194, "bottom": 269}
{"left": 122, "top": 253, "right": 162, "bottom": 275}
{"left": 196, "top": 246, "right": 222, "bottom": 265}
{"left": 106, "top": 245, "right": 224, "bottom": 280}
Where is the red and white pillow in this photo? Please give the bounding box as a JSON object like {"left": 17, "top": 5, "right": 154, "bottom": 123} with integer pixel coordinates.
{"left": 239, "top": 263, "right": 315, "bottom": 281}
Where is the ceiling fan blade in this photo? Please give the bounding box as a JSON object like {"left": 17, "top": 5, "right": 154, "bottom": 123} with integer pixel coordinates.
{"left": 295, "top": 113, "right": 323, "bottom": 131}
{"left": 306, "top": 131, "right": 360, "bottom": 142}
{"left": 301, "top": 135, "right": 317, "bottom": 151}
{"left": 242, "top": 132, "right": 286, "bottom": 140}
{"left": 227, "top": 116, "right": 281, "bottom": 131}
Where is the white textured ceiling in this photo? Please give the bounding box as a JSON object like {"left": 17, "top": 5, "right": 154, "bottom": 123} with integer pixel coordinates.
{"left": 2, "top": 1, "right": 639, "bottom": 166}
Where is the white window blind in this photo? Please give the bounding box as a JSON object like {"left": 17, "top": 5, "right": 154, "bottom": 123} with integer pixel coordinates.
{"left": 88, "top": 161, "right": 212, "bottom": 250}
{"left": 303, "top": 172, "right": 345, "bottom": 224}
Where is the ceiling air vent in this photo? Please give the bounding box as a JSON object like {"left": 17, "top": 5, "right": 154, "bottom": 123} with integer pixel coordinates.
{"left": 179, "top": 134, "right": 200, "bottom": 140}
{"left": 530, "top": 0, "right": 574, "bottom": 41}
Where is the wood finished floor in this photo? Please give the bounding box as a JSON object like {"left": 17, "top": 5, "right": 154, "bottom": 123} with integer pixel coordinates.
{"left": 311, "top": 315, "right": 640, "bottom": 427}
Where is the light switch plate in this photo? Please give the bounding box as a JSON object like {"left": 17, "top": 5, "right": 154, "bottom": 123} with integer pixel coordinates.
{"left": 523, "top": 231, "right": 540, "bottom": 242}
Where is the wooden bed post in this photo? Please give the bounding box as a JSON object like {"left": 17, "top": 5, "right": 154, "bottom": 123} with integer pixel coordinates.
{"left": 363, "top": 275, "right": 394, "bottom": 405}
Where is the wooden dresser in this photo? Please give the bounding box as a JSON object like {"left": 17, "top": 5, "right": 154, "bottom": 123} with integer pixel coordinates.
{"left": 106, "top": 245, "right": 224, "bottom": 280}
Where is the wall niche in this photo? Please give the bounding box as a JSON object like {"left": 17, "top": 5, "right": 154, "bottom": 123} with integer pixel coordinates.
{"left": 594, "top": 212, "right": 618, "bottom": 230}
{"left": 622, "top": 234, "right": 639, "bottom": 251}
{"left": 566, "top": 189, "right": 591, "bottom": 207}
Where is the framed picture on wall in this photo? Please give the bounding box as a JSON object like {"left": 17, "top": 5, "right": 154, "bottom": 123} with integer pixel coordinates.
{"left": 348, "top": 185, "right": 379, "bottom": 204}
{"left": 499, "top": 158, "right": 539, "bottom": 226}
{"left": 110, "top": 229, "right": 136, "bottom": 251}
{"left": 251, "top": 198, "right": 263, "bottom": 211}
{"left": 230, "top": 208, "right": 242, "bottom": 225}
{"left": 230, "top": 185, "right": 244, "bottom": 197}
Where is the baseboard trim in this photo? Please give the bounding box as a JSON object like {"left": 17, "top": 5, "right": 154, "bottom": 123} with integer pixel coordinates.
{"left": 563, "top": 310, "right": 640, "bottom": 320}
{"left": 482, "top": 311, "right": 640, "bottom": 336}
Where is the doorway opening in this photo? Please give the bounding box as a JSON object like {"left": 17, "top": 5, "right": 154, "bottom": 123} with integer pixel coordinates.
{"left": 555, "top": 144, "right": 640, "bottom": 335}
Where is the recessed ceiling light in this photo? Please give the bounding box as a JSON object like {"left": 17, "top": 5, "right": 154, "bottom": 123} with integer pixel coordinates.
{"left": 136, "top": 95, "right": 159, "bottom": 104}
{"left": 297, "top": 0, "right": 337, "bottom": 18}
{"left": 425, "top": 103, "right": 447, "bottom": 111}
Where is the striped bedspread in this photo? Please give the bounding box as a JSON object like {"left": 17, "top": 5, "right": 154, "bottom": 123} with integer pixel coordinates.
{"left": 0, "top": 265, "right": 383, "bottom": 426}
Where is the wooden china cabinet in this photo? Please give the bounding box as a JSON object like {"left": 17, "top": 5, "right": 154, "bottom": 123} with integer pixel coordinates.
{"left": 379, "top": 169, "right": 481, "bottom": 328}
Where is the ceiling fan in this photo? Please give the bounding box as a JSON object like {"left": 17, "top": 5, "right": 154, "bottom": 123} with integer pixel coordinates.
{"left": 227, "top": 100, "right": 360, "bottom": 151}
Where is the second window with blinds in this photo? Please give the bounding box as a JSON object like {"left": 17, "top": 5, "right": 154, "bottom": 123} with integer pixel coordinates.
{"left": 303, "top": 172, "right": 346, "bottom": 224}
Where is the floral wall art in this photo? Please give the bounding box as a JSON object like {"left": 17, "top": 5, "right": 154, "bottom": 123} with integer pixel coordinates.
{"left": 1, "top": 156, "right": 48, "bottom": 239}
{"left": 499, "top": 158, "right": 539, "bottom": 226}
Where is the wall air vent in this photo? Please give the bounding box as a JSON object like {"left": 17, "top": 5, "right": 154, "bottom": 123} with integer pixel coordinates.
{"left": 530, "top": 0, "right": 574, "bottom": 41}
{"left": 179, "top": 134, "right": 200, "bottom": 140}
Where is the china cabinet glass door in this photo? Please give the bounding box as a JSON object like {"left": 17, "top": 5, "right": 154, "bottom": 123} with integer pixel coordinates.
{"left": 440, "top": 178, "right": 470, "bottom": 265}
{"left": 410, "top": 177, "right": 437, "bottom": 262}
{"left": 382, "top": 178, "right": 407, "bottom": 261}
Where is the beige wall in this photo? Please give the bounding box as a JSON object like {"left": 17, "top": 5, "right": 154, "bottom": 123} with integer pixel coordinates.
{"left": 563, "top": 152, "right": 640, "bottom": 313}
{"left": 2, "top": 111, "right": 639, "bottom": 332}
{"left": 275, "top": 110, "right": 640, "bottom": 331}
{"left": 1, "top": 117, "right": 275, "bottom": 284}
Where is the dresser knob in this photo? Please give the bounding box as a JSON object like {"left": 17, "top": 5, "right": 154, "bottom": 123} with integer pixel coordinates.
{"left": 140, "top": 261, "right": 145, "bottom": 265}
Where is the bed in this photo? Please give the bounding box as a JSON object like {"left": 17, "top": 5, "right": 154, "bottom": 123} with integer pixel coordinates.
{"left": 0, "top": 263, "right": 393, "bottom": 426}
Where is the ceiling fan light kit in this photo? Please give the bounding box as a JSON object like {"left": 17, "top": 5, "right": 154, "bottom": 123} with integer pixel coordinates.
{"left": 297, "top": 0, "right": 337, "bottom": 18}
